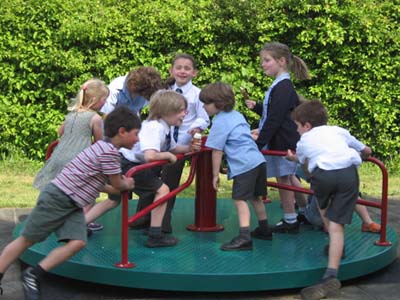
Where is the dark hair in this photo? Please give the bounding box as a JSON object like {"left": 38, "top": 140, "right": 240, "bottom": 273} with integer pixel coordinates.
{"left": 126, "top": 66, "right": 162, "bottom": 100}
{"left": 104, "top": 106, "right": 141, "bottom": 137}
{"left": 291, "top": 100, "right": 328, "bottom": 127}
{"left": 199, "top": 82, "right": 235, "bottom": 112}
{"left": 261, "top": 42, "right": 311, "bottom": 81}
{"left": 171, "top": 53, "right": 197, "bottom": 69}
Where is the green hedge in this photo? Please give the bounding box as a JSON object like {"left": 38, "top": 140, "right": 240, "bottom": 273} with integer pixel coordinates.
{"left": 0, "top": 0, "right": 399, "bottom": 160}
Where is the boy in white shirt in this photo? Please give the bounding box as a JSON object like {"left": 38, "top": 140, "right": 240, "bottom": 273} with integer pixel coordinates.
{"left": 286, "top": 100, "right": 372, "bottom": 300}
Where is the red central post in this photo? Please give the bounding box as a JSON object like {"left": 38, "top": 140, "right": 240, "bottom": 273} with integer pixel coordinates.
{"left": 187, "top": 140, "right": 224, "bottom": 232}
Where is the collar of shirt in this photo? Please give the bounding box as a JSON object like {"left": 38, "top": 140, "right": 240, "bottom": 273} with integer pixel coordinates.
{"left": 172, "top": 81, "right": 193, "bottom": 95}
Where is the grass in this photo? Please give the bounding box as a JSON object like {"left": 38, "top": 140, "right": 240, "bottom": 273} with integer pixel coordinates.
{"left": 0, "top": 157, "right": 398, "bottom": 208}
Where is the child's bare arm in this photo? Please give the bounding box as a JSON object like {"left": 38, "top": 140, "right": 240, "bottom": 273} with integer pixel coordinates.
{"left": 211, "top": 150, "right": 223, "bottom": 191}
{"left": 108, "top": 174, "right": 135, "bottom": 192}
{"left": 91, "top": 114, "right": 104, "bottom": 142}
{"left": 144, "top": 149, "right": 177, "bottom": 163}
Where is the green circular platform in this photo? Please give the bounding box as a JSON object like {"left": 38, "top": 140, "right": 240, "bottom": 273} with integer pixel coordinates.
{"left": 14, "top": 199, "right": 398, "bottom": 292}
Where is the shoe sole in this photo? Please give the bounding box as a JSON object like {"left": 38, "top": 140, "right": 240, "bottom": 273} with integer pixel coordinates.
{"left": 251, "top": 233, "right": 273, "bottom": 241}
{"left": 301, "top": 278, "right": 341, "bottom": 300}
{"left": 272, "top": 229, "right": 299, "bottom": 234}
{"left": 220, "top": 245, "right": 253, "bottom": 251}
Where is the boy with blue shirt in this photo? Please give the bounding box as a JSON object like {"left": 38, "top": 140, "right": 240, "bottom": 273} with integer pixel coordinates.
{"left": 200, "top": 82, "right": 273, "bottom": 251}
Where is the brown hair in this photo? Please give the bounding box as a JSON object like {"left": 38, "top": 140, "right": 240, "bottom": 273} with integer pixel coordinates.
{"left": 199, "top": 82, "right": 235, "bottom": 112}
{"left": 126, "top": 66, "right": 162, "bottom": 100}
{"left": 261, "top": 42, "right": 311, "bottom": 81}
{"left": 291, "top": 100, "right": 328, "bottom": 127}
{"left": 148, "top": 90, "right": 187, "bottom": 120}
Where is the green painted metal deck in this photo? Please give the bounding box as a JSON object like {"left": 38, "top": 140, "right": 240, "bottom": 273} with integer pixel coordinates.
{"left": 14, "top": 198, "right": 397, "bottom": 292}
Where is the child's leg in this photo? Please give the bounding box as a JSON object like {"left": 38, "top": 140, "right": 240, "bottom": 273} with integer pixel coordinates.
{"left": 356, "top": 204, "right": 381, "bottom": 233}
{"left": 220, "top": 200, "right": 253, "bottom": 251}
{"left": 273, "top": 175, "right": 299, "bottom": 233}
{"left": 0, "top": 236, "right": 34, "bottom": 274}
{"left": 150, "top": 183, "right": 170, "bottom": 227}
{"left": 38, "top": 239, "right": 86, "bottom": 271}
{"left": 85, "top": 199, "right": 119, "bottom": 224}
{"left": 290, "top": 175, "right": 308, "bottom": 209}
{"left": 326, "top": 220, "right": 344, "bottom": 272}
{"left": 250, "top": 197, "right": 273, "bottom": 240}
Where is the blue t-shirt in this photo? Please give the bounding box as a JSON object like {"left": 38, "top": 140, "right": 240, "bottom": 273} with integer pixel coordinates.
{"left": 205, "top": 110, "right": 265, "bottom": 179}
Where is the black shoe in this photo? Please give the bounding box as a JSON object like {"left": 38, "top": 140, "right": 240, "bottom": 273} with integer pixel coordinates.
{"left": 21, "top": 267, "right": 40, "bottom": 300}
{"left": 142, "top": 227, "right": 171, "bottom": 236}
{"left": 0, "top": 283, "right": 3, "bottom": 296}
{"left": 300, "top": 277, "right": 341, "bottom": 300}
{"left": 251, "top": 227, "right": 273, "bottom": 240}
{"left": 297, "top": 213, "right": 312, "bottom": 225}
{"left": 272, "top": 219, "right": 299, "bottom": 234}
{"left": 145, "top": 235, "right": 179, "bottom": 248}
{"left": 324, "top": 244, "right": 346, "bottom": 259}
{"left": 129, "top": 218, "right": 150, "bottom": 230}
{"left": 87, "top": 228, "right": 93, "bottom": 237}
{"left": 220, "top": 236, "right": 253, "bottom": 251}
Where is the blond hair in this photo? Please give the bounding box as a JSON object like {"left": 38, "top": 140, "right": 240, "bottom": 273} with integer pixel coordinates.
{"left": 69, "top": 78, "right": 109, "bottom": 112}
{"left": 148, "top": 90, "right": 187, "bottom": 120}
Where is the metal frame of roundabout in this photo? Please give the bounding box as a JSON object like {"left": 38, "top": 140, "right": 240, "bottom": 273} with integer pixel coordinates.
{"left": 15, "top": 141, "right": 398, "bottom": 292}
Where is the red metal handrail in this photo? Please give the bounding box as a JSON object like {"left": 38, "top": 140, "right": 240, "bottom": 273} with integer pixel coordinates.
{"left": 262, "top": 150, "right": 391, "bottom": 246}
{"left": 115, "top": 151, "right": 200, "bottom": 268}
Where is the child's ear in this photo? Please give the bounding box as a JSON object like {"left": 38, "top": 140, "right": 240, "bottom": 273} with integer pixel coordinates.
{"left": 192, "top": 69, "right": 198, "bottom": 78}
{"left": 305, "top": 122, "right": 313, "bottom": 130}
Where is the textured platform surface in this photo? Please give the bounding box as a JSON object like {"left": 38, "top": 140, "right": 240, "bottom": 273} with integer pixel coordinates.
{"left": 14, "top": 198, "right": 397, "bottom": 292}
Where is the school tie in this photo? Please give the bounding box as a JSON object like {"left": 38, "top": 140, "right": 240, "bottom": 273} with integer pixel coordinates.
{"left": 173, "top": 88, "right": 183, "bottom": 142}
{"left": 165, "top": 133, "right": 171, "bottom": 151}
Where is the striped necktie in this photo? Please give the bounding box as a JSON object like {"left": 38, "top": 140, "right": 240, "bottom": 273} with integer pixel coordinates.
{"left": 173, "top": 88, "right": 183, "bottom": 142}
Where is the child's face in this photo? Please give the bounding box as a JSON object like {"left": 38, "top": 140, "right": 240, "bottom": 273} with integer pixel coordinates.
{"left": 203, "top": 103, "right": 219, "bottom": 117}
{"left": 163, "top": 107, "right": 187, "bottom": 126}
{"left": 169, "top": 58, "right": 197, "bottom": 87}
{"left": 295, "top": 121, "right": 312, "bottom": 136}
{"left": 121, "top": 128, "right": 140, "bottom": 149}
{"left": 260, "top": 50, "right": 286, "bottom": 78}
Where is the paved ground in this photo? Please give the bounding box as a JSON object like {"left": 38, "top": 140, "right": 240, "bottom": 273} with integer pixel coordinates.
{"left": 0, "top": 202, "right": 399, "bottom": 300}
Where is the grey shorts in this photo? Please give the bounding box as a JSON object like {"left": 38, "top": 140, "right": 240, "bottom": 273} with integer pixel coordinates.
{"left": 232, "top": 163, "right": 266, "bottom": 200}
{"left": 311, "top": 166, "right": 359, "bottom": 225}
{"left": 21, "top": 183, "right": 86, "bottom": 243}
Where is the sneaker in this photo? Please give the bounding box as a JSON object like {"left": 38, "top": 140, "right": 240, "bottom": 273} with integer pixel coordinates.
{"left": 300, "top": 277, "right": 341, "bottom": 300}
{"left": 324, "top": 244, "right": 346, "bottom": 259}
{"left": 251, "top": 227, "right": 273, "bottom": 240}
{"left": 21, "top": 267, "right": 40, "bottom": 300}
{"left": 272, "top": 219, "right": 299, "bottom": 234}
{"left": 142, "top": 227, "right": 171, "bottom": 236}
{"left": 145, "top": 235, "right": 179, "bottom": 248}
{"left": 361, "top": 222, "right": 381, "bottom": 233}
{"left": 220, "top": 236, "right": 253, "bottom": 251}
{"left": 87, "top": 222, "right": 104, "bottom": 231}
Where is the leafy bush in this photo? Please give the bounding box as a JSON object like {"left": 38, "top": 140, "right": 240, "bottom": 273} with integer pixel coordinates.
{"left": 0, "top": 0, "right": 399, "bottom": 160}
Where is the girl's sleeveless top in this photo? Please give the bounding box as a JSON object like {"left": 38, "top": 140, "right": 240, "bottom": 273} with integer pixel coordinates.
{"left": 33, "top": 111, "right": 98, "bottom": 191}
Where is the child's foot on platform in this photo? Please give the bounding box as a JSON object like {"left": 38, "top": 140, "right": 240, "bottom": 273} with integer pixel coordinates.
{"left": 145, "top": 235, "right": 179, "bottom": 248}
{"left": 87, "top": 222, "right": 104, "bottom": 231}
{"left": 220, "top": 236, "right": 253, "bottom": 251}
{"left": 251, "top": 227, "right": 273, "bottom": 240}
{"left": 272, "top": 219, "right": 299, "bottom": 234}
{"left": 297, "top": 213, "right": 312, "bottom": 225}
{"left": 361, "top": 222, "right": 381, "bottom": 233}
{"left": 21, "top": 267, "right": 40, "bottom": 300}
{"left": 300, "top": 276, "right": 341, "bottom": 300}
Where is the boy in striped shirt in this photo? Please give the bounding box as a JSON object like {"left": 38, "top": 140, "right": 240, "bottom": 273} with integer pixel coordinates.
{"left": 0, "top": 106, "right": 139, "bottom": 300}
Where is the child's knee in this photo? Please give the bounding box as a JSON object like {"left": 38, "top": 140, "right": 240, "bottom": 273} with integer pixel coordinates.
{"left": 157, "top": 183, "right": 170, "bottom": 196}
{"left": 69, "top": 239, "right": 87, "bottom": 251}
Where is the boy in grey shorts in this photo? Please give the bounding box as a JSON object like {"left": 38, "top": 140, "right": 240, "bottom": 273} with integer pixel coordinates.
{"left": 286, "top": 100, "right": 372, "bottom": 300}
{"left": 0, "top": 106, "right": 139, "bottom": 300}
